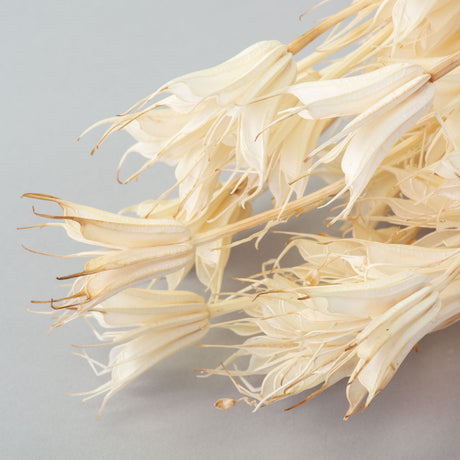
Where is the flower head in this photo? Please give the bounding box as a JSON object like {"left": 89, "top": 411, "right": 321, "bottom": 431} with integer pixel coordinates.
{"left": 270, "top": 63, "right": 435, "bottom": 218}
{"left": 23, "top": 193, "right": 195, "bottom": 326}
{"left": 211, "top": 235, "right": 460, "bottom": 417}
{"left": 73, "top": 288, "right": 251, "bottom": 417}
{"left": 75, "top": 289, "right": 210, "bottom": 417}
{"left": 88, "top": 41, "right": 297, "bottom": 205}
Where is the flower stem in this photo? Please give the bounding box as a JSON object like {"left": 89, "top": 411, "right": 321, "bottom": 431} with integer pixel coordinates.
{"left": 208, "top": 298, "right": 250, "bottom": 318}
{"left": 430, "top": 50, "right": 460, "bottom": 83}
{"left": 194, "top": 179, "right": 344, "bottom": 246}
{"left": 287, "top": 0, "right": 375, "bottom": 55}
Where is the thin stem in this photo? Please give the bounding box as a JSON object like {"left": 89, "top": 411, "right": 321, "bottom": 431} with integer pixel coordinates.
{"left": 208, "top": 298, "right": 252, "bottom": 318}
{"left": 296, "top": 18, "right": 374, "bottom": 71}
{"left": 320, "top": 23, "right": 392, "bottom": 79}
{"left": 287, "top": 0, "right": 375, "bottom": 55}
{"left": 193, "top": 179, "right": 344, "bottom": 246}
{"left": 430, "top": 50, "right": 460, "bottom": 83}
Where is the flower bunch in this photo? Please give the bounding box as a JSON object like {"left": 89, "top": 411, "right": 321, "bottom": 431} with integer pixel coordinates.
{"left": 209, "top": 236, "right": 459, "bottom": 417}
{"left": 23, "top": 0, "right": 460, "bottom": 418}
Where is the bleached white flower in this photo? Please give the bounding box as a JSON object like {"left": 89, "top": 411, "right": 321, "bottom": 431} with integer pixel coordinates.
{"left": 23, "top": 176, "right": 346, "bottom": 326}
{"left": 384, "top": 0, "right": 460, "bottom": 58}
{"left": 216, "top": 274, "right": 442, "bottom": 416}
{"left": 22, "top": 0, "right": 460, "bottom": 419}
{"left": 212, "top": 235, "right": 460, "bottom": 417}
{"left": 23, "top": 193, "right": 195, "bottom": 326}
{"left": 271, "top": 63, "right": 435, "bottom": 217}
{"left": 368, "top": 161, "right": 460, "bottom": 231}
{"left": 123, "top": 179, "right": 252, "bottom": 292}
{"left": 74, "top": 288, "right": 251, "bottom": 417}
{"left": 88, "top": 41, "right": 297, "bottom": 208}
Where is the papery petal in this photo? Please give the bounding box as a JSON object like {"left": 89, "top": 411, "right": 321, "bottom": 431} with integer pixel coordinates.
{"left": 340, "top": 82, "right": 434, "bottom": 216}
{"left": 283, "top": 63, "right": 425, "bottom": 120}
{"left": 166, "top": 41, "right": 294, "bottom": 106}
{"left": 24, "top": 193, "right": 190, "bottom": 249}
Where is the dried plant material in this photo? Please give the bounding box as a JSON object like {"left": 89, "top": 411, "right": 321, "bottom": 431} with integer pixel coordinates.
{"left": 23, "top": 194, "right": 195, "bottom": 326}
{"left": 369, "top": 165, "right": 460, "bottom": 230}
{"left": 209, "top": 236, "right": 459, "bottom": 416}
{"left": 276, "top": 63, "right": 429, "bottom": 121}
{"left": 22, "top": 0, "right": 460, "bottom": 418}
{"left": 73, "top": 289, "right": 246, "bottom": 417}
{"left": 215, "top": 279, "right": 441, "bottom": 417}
{"left": 388, "top": 0, "right": 460, "bottom": 57}
{"left": 122, "top": 179, "right": 253, "bottom": 292}
{"left": 270, "top": 63, "right": 436, "bottom": 217}
{"left": 23, "top": 179, "right": 341, "bottom": 318}
{"left": 76, "top": 289, "right": 209, "bottom": 416}
{"left": 87, "top": 41, "right": 297, "bottom": 207}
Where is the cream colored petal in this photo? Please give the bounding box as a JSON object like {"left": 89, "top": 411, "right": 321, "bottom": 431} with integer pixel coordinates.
{"left": 306, "top": 272, "right": 429, "bottom": 317}
{"left": 24, "top": 193, "right": 190, "bottom": 249}
{"left": 348, "top": 289, "right": 440, "bottom": 413}
{"left": 340, "top": 82, "right": 434, "bottom": 217}
{"left": 92, "top": 320, "right": 209, "bottom": 415}
{"left": 52, "top": 244, "right": 195, "bottom": 324}
{"left": 94, "top": 288, "right": 205, "bottom": 328}
{"left": 284, "top": 63, "right": 425, "bottom": 120}
{"left": 166, "top": 41, "right": 294, "bottom": 106}
{"left": 195, "top": 191, "right": 252, "bottom": 292}
{"left": 391, "top": 0, "right": 438, "bottom": 45}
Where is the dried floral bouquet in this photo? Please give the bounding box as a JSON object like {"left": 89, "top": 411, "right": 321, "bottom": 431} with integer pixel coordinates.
{"left": 22, "top": 0, "right": 460, "bottom": 419}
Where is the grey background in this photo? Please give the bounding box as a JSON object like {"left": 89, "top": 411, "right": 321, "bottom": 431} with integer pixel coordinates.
{"left": 3, "top": 1, "right": 460, "bottom": 458}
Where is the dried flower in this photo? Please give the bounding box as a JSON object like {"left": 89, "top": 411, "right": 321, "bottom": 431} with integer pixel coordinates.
{"left": 75, "top": 289, "right": 210, "bottom": 416}
{"left": 23, "top": 193, "right": 195, "bottom": 326}
{"left": 22, "top": 0, "right": 460, "bottom": 419}
{"left": 269, "top": 63, "right": 435, "bottom": 217}
{"left": 210, "top": 235, "right": 460, "bottom": 417}
{"left": 72, "top": 288, "right": 251, "bottom": 417}
{"left": 87, "top": 40, "right": 297, "bottom": 207}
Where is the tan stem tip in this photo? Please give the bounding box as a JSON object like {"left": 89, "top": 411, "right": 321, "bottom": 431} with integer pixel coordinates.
{"left": 430, "top": 50, "right": 460, "bottom": 83}
{"left": 287, "top": 0, "right": 375, "bottom": 55}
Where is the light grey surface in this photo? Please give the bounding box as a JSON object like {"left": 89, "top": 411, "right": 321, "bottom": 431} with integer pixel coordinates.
{"left": 3, "top": 1, "right": 460, "bottom": 459}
